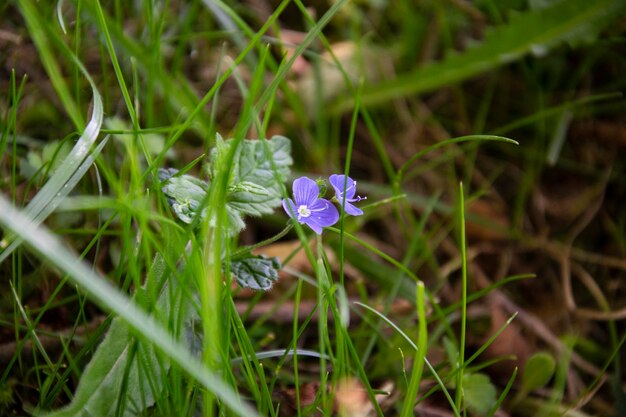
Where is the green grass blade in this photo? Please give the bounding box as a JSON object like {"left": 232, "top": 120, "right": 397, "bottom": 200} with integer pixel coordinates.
{"left": 0, "top": 64, "right": 103, "bottom": 262}
{"left": 333, "top": 0, "right": 626, "bottom": 110}
{"left": 91, "top": 1, "right": 141, "bottom": 136}
{"left": 455, "top": 182, "right": 468, "bottom": 410}
{"left": 1, "top": 135, "right": 110, "bottom": 260}
{"left": 400, "top": 281, "right": 428, "bottom": 417}
{"left": 18, "top": 0, "right": 83, "bottom": 128}
{"left": 395, "top": 135, "right": 518, "bottom": 191}
{"left": 491, "top": 92, "right": 621, "bottom": 135}
{"left": 0, "top": 75, "right": 103, "bottom": 261}
{"left": 1, "top": 71, "right": 27, "bottom": 167}
{"left": 488, "top": 368, "right": 518, "bottom": 417}
{"left": 355, "top": 301, "right": 460, "bottom": 417}
{"left": 230, "top": 349, "right": 328, "bottom": 365}
{"left": 0, "top": 195, "right": 260, "bottom": 417}
{"left": 56, "top": 0, "right": 68, "bottom": 34}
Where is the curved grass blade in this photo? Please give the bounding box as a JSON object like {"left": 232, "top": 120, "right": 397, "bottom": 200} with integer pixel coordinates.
{"left": 230, "top": 349, "right": 329, "bottom": 366}
{"left": 332, "top": 0, "right": 626, "bottom": 111}
{"left": 491, "top": 92, "right": 622, "bottom": 135}
{"left": 0, "top": 32, "right": 104, "bottom": 262}
{"left": 56, "top": 0, "right": 67, "bottom": 34}
{"left": 0, "top": 195, "right": 260, "bottom": 417}
{"left": 395, "top": 135, "right": 518, "bottom": 192}
{"left": 488, "top": 368, "right": 518, "bottom": 417}
{"left": 18, "top": 0, "right": 83, "bottom": 128}
{"left": 400, "top": 281, "right": 428, "bottom": 417}
{"left": 0, "top": 133, "right": 108, "bottom": 264}
{"left": 355, "top": 301, "right": 460, "bottom": 417}
{"left": 418, "top": 313, "right": 519, "bottom": 406}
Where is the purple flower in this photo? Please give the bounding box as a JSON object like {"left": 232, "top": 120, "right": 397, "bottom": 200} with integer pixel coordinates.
{"left": 282, "top": 177, "right": 339, "bottom": 234}
{"left": 329, "top": 174, "right": 366, "bottom": 216}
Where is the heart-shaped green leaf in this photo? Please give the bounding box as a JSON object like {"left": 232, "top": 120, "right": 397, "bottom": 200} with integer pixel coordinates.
{"left": 230, "top": 255, "right": 281, "bottom": 291}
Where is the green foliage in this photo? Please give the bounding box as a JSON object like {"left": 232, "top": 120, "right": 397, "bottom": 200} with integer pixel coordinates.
{"left": 230, "top": 255, "right": 281, "bottom": 291}
{"left": 44, "top": 320, "right": 165, "bottom": 417}
{"left": 0, "top": 195, "right": 258, "bottom": 417}
{"left": 399, "top": 281, "right": 428, "bottom": 417}
{"left": 43, "top": 256, "right": 181, "bottom": 417}
{"left": 521, "top": 352, "right": 556, "bottom": 392}
{"left": 0, "top": 379, "right": 15, "bottom": 414}
{"left": 463, "top": 373, "right": 498, "bottom": 415}
{"left": 212, "top": 135, "right": 292, "bottom": 234}
{"left": 161, "top": 135, "right": 292, "bottom": 235}
{"left": 337, "top": 0, "right": 626, "bottom": 109}
{"left": 44, "top": 134, "right": 292, "bottom": 415}
{"left": 0, "top": 47, "right": 104, "bottom": 262}
{"left": 22, "top": 140, "right": 72, "bottom": 180}
{"left": 159, "top": 169, "right": 210, "bottom": 225}
{"left": 3, "top": 0, "right": 623, "bottom": 415}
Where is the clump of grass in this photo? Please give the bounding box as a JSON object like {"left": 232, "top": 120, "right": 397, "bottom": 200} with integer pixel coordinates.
{"left": 1, "top": 0, "right": 625, "bottom": 416}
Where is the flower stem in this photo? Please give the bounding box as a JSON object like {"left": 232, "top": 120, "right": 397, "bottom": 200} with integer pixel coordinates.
{"left": 230, "top": 223, "right": 293, "bottom": 260}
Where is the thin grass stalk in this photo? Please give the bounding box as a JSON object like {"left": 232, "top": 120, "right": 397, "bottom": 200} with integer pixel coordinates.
{"left": 488, "top": 368, "right": 518, "bottom": 417}
{"left": 455, "top": 182, "right": 468, "bottom": 410}
{"left": 17, "top": 0, "right": 83, "bottom": 128}
{"left": 228, "top": 299, "right": 264, "bottom": 410}
{"left": 360, "top": 194, "right": 439, "bottom": 365}
{"left": 292, "top": 0, "right": 396, "bottom": 184}
{"left": 0, "top": 2, "right": 104, "bottom": 262}
{"left": 198, "top": 223, "right": 225, "bottom": 416}
{"left": 393, "top": 135, "right": 518, "bottom": 195}
{"left": 292, "top": 278, "right": 304, "bottom": 417}
{"left": 400, "top": 281, "right": 428, "bottom": 417}
{"left": 253, "top": 0, "right": 349, "bottom": 118}
{"left": 0, "top": 213, "right": 117, "bottom": 390}
{"left": 137, "top": 0, "right": 293, "bottom": 180}
{"left": 418, "top": 313, "right": 518, "bottom": 405}
{"left": 92, "top": 1, "right": 141, "bottom": 136}
{"left": 316, "top": 252, "right": 330, "bottom": 412}
{"left": 327, "top": 225, "right": 462, "bottom": 341}
{"left": 0, "top": 71, "right": 26, "bottom": 169}
{"left": 337, "top": 81, "right": 363, "bottom": 288}
{"left": 0, "top": 195, "right": 259, "bottom": 417}
{"left": 355, "top": 301, "right": 460, "bottom": 417}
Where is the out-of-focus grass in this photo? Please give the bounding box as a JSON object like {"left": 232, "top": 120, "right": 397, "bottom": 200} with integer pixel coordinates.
{"left": 1, "top": 0, "right": 625, "bottom": 416}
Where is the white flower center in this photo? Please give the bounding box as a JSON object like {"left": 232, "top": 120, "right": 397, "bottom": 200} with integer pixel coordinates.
{"left": 297, "top": 204, "right": 311, "bottom": 218}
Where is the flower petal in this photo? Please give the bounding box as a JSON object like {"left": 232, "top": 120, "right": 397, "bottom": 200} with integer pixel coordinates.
{"left": 329, "top": 174, "right": 356, "bottom": 199}
{"left": 299, "top": 198, "right": 339, "bottom": 234}
{"left": 344, "top": 202, "right": 363, "bottom": 216}
{"left": 292, "top": 177, "right": 319, "bottom": 206}
{"left": 329, "top": 174, "right": 365, "bottom": 216}
{"left": 307, "top": 198, "right": 339, "bottom": 229}
{"left": 282, "top": 198, "right": 297, "bottom": 219}
{"left": 303, "top": 218, "right": 323, "bottom": 234}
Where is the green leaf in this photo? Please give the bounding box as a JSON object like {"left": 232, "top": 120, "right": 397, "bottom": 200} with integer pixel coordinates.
{"left": 210, "top": 135, "right": 292, "bottom": 195}
{"left": 22, "top": 140, "right": 73, "bottom": 180}
{"left": 44, "top": 255, "right": 191, "bottom": 417}
{"left": 230, "top": 255, "right": 281, "bottom": 291}
{"left": 443, "top": 336, "right": 459, "bottom": 371}
{"left": 521, "top": 351, "right": 556, "bottom": 392}
{"left": 0, "top": 193, "right": 258, "bottom": 417}
{"left": 210, "top": 135, "right": 293, "bottom": 235}
{"left": 45, "top": 321, "right": 164, "bottom": 417}
{"left": 227, "top": 181, "right": 276, "bottom": 216}
{"left": 161, "top": 135, "right": 292, "bottom": 233}
{"left": 463, "top": 373, "right": 497, "bottom": 415}
{"left": 334, "top": 0, "right": 626, "bottom": 110}
{"left": 159, "top": 168, "right": 210, "bottom": 224}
